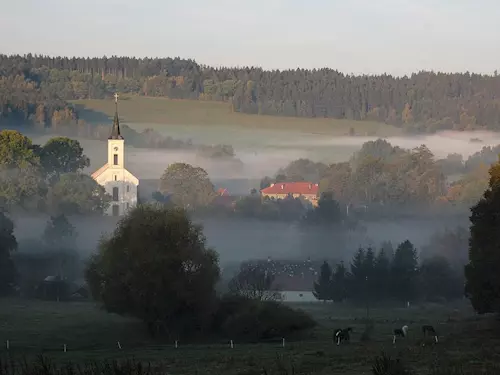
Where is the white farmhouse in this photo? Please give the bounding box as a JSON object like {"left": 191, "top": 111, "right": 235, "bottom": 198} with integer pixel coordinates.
{"left": 91, "top": 94, "right": 139, "bottom": 216}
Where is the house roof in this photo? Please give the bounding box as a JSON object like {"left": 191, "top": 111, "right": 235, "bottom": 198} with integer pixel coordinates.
{"left": 91, "top": 163, "right": 109, "bottom": 179}
{"left": 272, "top": 274, "right": 316, "bottom": 292}
{"left": 217, "top": 188, "right": 229, "bottom": 196}
{"left": 260, "top": 182, "right": 319, "bottom": 196}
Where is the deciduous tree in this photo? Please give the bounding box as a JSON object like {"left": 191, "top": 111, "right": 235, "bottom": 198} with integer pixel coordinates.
{"left": 0, "top": 130, "right": 44, "bottom": 208}
{"left": 38, "top": 137, "right": 90, "bottom": 179}
{"left": 228, "top": 264, "right": 281, "bottom": 301}
{"left": 85, "top": 205, "right": 221, "bottom": 336}
{"left": 159, "top": 163, "right": 216, "bottom": 209}
{"left": 46, "top": 173, "right": 110, "bottom": 215}
{"left": 43, "top": 214, "right": 77, "bottom": 249}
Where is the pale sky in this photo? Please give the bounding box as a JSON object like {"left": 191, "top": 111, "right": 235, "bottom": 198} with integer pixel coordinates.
{"left": 1, "top": 0, "right": 499, "bottom": 76}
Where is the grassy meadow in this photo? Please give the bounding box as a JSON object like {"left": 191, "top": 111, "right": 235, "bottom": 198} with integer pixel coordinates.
{"left": 72, "top": 96, "right": 402, "bottom": 137}
{"left": 1, "top": 298, "right": 498, "bottom": 374}
{"left": 71, "top": 96, "right": 404, "bottom": 171}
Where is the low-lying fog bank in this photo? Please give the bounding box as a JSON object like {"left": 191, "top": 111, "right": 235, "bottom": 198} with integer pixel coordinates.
{"left": 11, "top": 214, "right": 468, "bottom": 268}
{"left": 29, "top": 129, "right": 500, "bottom": 195}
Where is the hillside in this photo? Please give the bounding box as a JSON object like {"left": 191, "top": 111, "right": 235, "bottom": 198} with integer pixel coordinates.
{"left": 73, "top": 96, "right": 401, "bottom": 136}
{"left": 1, "top": 54, "right": 500, "bottom": 134}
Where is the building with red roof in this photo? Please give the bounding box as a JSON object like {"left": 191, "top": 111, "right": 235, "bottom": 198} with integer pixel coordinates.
{"left": 260, "top": 182, "right": 319, "bottom": 207}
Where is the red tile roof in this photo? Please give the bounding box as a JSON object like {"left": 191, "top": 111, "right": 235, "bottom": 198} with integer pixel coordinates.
{"left": 217, "top": 188, "right": 229, "bottom": 196}
{"left": 260, "top": 182, "right": 319, "bottom": 196}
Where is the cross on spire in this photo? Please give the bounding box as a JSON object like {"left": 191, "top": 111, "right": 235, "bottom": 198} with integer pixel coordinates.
{"left": 114, "top": 93, "right": 119, "bottom": 103}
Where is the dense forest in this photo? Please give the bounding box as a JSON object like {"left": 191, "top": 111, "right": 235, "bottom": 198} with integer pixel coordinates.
{"left": 2, "top": 54, "right": 500, "bottom": 133}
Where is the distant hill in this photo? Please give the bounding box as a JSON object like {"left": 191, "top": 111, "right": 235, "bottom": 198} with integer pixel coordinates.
{"left": 1, "top": 54, "right": 500, "bottom": 133}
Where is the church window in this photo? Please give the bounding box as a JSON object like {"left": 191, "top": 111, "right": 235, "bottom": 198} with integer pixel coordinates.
{"left": 112, "top": 205, "right": 119, "bottom": 216}
{"left": 113, "top": 154, "right": 118, "bottom": 165}
{"left": 127, "top": 185, "right": 130, "bottom": 192}
{"left": 126, "top": 203, "right": 130, "bottom": 209}
{"left": 114, "top": 175, "right": 117, "bottom": 181}
{"left": 112, "top": 187, "right": 119, "bottom": 201}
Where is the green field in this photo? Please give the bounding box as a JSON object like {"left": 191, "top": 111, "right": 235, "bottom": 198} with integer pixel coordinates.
{"left": 72, "top": 96, "right": 402, "bottom": 137}
{"left": 1, "top": 298, "right": 498, "bottom": 374}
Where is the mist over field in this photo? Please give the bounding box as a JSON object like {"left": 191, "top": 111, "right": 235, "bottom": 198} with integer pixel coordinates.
{"left": 12, "top": 127, "right": 481, "bottom": 271}
{"left": 11, "top": 211, "right": 466, "bottom": 271}
{"left": 30, "top": 128, "right": 500, "bottom": 195}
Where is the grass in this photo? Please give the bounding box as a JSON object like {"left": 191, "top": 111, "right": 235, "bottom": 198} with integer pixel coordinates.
{"left": 1, "top": 298, "right": 499, "bottom": 374}
{"left": 72, "top": 96, "right": 402, "bottom": 137}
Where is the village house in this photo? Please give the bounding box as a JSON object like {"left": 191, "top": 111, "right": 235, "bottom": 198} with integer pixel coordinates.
{"left": 213, "top": 188, "right": 238, "bottom": 209}
{"left": 260, "top": 182, "right": 319, "bottom": 207}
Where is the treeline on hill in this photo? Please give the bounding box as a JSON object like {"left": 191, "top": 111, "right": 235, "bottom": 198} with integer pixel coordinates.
{"left": 313, "top": 241, "right": 464, "bottom": 304}
{"left": 2, "top": 54, "right": 500, "bottom": 133}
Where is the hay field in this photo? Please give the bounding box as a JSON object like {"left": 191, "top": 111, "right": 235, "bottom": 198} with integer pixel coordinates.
{"left": 1, "top": 298, "right": 498, "bottom": 374}
{"left": 72, "top": 96, "right": 402, "bottom": 137}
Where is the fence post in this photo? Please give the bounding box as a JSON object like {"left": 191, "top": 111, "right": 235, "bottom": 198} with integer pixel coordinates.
{"left": 63, "top": 344, "right": 67, "bottom": 353}
{"left": 282, "top": 338, "right": 285, "bottom": 348}
{"left": 117, "top": 341, "right": 122, "bottom": 350}
{"left": 175, "top": 340, "right": 178, "bottom": 348}
{"left": 230, "top": 340, "right": 234, "bottom": 349}
{"left": 6, "top": 340, "right": 9, "bottom": 350}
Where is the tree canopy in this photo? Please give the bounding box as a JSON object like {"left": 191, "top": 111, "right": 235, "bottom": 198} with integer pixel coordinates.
{"left": 0, "top": 211, "right": 17, "bottom": 295}
{"left": 2, "top": 54, "right": 500, "bottom": 133}
{"left": 43, "top": 214, "right": 78, "bottom": 249}
{"left": 159, "top": 163, "right": 216, "bottom": 209}
{"left": 38, "top": 137, "right": 90, "bottom": 178}
{"left": 0, "top": 130, "right": 108, "bottom": 214}
{"left": 85, "top": 205, "right": 221, "bottom": 336}
{"left": 46, "top": 173, "right": 110, "bottom": 215}
{"left": 465, "top": 157, "right": 500, "bottom": 314}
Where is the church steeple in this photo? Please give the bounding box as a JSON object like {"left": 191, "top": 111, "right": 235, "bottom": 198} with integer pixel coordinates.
{"left": 109, "top": 93, "right": 124, "bottom": 140}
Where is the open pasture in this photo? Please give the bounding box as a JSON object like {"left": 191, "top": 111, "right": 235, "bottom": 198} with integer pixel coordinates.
{"left": 72, "top": 96, "right": 401, "bottom": 138}
{"left": 0, "top": 298, "right": 498, "bottom": 374}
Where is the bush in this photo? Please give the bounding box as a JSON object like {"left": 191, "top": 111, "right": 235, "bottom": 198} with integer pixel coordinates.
{"left": 213, "top": 295, "right": 316, "bottom": 341}
{"left": 372, "top": 352, "right": 412, "bottom": 375}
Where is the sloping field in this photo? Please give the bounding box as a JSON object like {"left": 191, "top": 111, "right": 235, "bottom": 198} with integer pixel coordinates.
{"left": 72, "top": 96, "right": 402, "bottom": 137}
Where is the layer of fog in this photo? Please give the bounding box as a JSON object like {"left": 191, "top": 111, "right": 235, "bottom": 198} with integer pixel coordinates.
{"left": 31, "top": 129, "right": 500, "bottom": 196}
{"left": 12, "top": 214, "right": 467, "bottom": 270}
{"left": 21, "top": 128, "right": 485, "bottom": 270}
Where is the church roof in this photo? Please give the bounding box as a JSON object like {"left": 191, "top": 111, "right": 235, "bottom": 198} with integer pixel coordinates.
{"left": 90, "top": 163, "right": 140, "bottom": 184}
{"left": 91, "top": 163, "right": 108, "bottom": 179}
{"left": 109, "top": 94, "right": 124, "bottom": 140}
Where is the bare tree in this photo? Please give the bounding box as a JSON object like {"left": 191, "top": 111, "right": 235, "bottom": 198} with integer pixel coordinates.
{"left": 228, "top": 264, "right": 282, "bottom": 301}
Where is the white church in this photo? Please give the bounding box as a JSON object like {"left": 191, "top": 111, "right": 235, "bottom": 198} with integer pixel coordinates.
{"left": 91, "top": 94, "right": 139, "bottom": 216}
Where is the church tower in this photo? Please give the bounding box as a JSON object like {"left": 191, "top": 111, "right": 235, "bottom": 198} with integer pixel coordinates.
{"left": 91, "top": 93, "right": 139, "bottom": 216}
{"left": 108, "top": 93, "right": 125, "bottom": 170}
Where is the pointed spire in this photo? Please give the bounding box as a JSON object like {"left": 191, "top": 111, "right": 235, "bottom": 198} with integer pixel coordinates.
{"left": 109, "top": 93, "right": 123, "bottom": 140}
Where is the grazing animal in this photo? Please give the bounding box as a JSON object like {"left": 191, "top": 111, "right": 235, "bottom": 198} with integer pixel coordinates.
{"left": 334, "top": 327, "right": 353, "bottom": 345}
{"left": 393, "top": 325, "right": 408, "bottom": 344}
{"left": 422, "top": 325, "right": 438, "bottom": 343}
